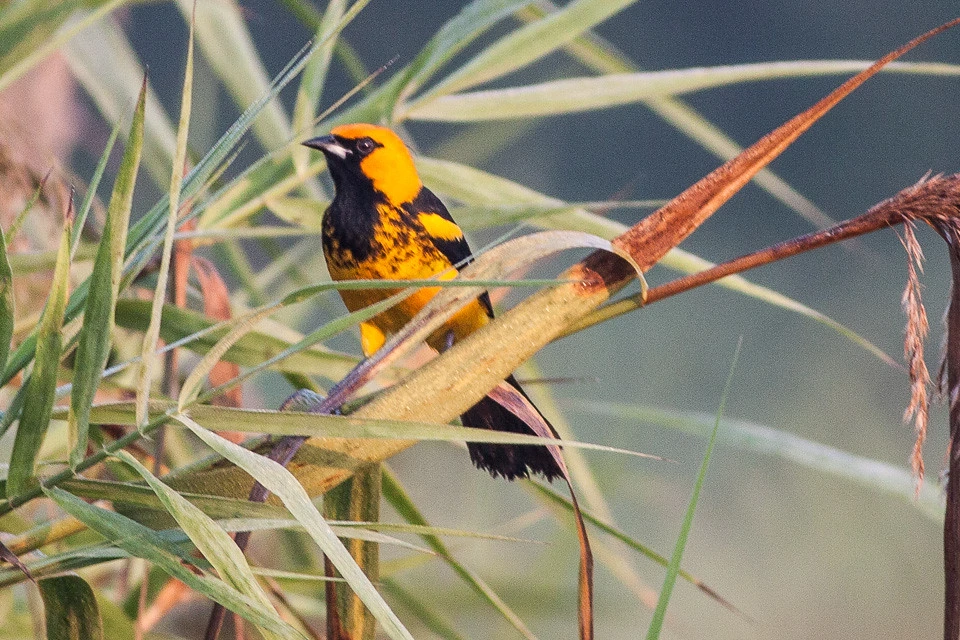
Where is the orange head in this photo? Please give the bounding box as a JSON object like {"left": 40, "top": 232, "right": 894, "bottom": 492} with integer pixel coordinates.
{"left": 303, "top": 123, "right": 422, "bottom": 206}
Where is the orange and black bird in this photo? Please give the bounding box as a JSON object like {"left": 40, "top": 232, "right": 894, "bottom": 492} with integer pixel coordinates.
{"left": 303, "top": 123, "right": 561, "bottom": 481}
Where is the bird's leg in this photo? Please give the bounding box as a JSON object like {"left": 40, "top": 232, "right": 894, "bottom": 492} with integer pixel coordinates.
{"left": 444, "top": 329, "right": 455, "bottom": 351}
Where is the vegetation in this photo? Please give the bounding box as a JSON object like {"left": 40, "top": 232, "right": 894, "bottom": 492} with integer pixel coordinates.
{"left": 0, "top": 1, "right": 958, "bottom": 639}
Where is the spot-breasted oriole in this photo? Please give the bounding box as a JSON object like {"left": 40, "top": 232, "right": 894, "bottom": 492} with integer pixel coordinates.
{"left": 304, "top": 123, "right": 561, "bottom": 481}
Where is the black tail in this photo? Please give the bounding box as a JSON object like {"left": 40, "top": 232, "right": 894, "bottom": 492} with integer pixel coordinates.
{"left": 460, "top": 375, "right": 563, "bottom": 481}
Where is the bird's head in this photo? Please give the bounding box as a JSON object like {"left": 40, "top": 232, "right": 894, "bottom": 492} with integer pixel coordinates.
{"left": 303, "top": 123, "right": 422, "bottom": 206}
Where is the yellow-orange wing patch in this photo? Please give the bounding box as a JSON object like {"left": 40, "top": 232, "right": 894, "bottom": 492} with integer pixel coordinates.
{"left": 419, "top": 212, "right": 464, "bottom": 242}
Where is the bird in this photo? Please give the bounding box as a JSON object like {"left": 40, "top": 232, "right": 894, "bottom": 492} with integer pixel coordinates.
{"left": 303, "top": 123, "right": 561, "bottom": 481}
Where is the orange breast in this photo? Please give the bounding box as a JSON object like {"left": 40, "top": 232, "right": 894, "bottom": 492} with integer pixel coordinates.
{"left": 325, "top": 205, "right": 489, "bottom": 355}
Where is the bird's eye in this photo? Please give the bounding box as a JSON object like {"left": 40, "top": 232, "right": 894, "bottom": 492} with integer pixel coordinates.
{"left": 356, "top": 138, "right": 376, "bottom": 155}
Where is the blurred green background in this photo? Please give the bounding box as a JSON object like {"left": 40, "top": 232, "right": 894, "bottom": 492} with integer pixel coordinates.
{"left": 12, "top": 1, "right": 960, "bottom": 637}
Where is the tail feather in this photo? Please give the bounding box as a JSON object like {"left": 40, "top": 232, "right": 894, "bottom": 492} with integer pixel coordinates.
{"left": 461, "top": 375, "right": 563, "bottom": 481}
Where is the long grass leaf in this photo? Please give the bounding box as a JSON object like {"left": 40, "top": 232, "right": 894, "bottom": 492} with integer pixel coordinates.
{"left": 115, "top": 451, "right": 298, "bottom": 640}
{"left": 407, "top": 60, "right": 960, "bottom": 121}
{"left": 412, "top": 0, "right": 640, "bottom": 102}
{"left": 116, "top": 299, "right": 358, "bottom": 377}
{"left": 137, "top": 12, "right": 194, "bottom": 429}
{"left": 646, "top": 340, "right": 739, "bottom": 638}
{"left": 43, "top": 486, "right": 310, "bottom": 638}
{"left": 0, "top": 545, "right": 129, "bottom": 589}
{"left": 175, "top": 414, "right": 415, "bottom": 640}
{"left": 0, "top": 0, "right": 126, "bottom": 84}
{"left": 7, "top": 207, "right": 72, "bottom": 495}
{"left": 0, "top": 225, "right": 14, "bottom": 372}
{"left": 68, "top": 78, "right": 145, "bottom": 468}
{"left": 81, "top": 401, "right": 658, "bottom": 459}
{"left": 72, "top": 125, "right": 120, "bottom": 256}
{"left": 38, "top": 575, "right": 104, "bottom": 640}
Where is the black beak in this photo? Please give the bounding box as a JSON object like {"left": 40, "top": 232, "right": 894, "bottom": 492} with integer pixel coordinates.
{"left": 302, "top": 134, "right": 349, "bottom": 159}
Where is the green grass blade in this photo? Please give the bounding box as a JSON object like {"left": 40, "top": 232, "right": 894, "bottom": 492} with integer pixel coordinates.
{"left": 412, "top": 0, "right": 640, "bottom": 103}
{"left": 137, "top": 11, "right": 194, "bottom": 429}
{"left": 408, "top": 60, "right": 960, "bottom": 121}
{"left": 115, "top": 451, "right": 299, "bottom": 640}
{"left": 175, "top": 414, "right": 415, "bottom": 640}
{"left": 43, "top": 486, "right": 309, "bottom": 638}
{"left": 527, "top": 482, "right": 733, "bottom": 609}
{"left": 38, "top": 575, "right": 104, "bottom": 640}
{"left": 381, "top": 469, "right": 539, "bottom": 640}
{"left": 0, "top": 4, "right": 372, "bottom": 392}
{"left": 0, "top": 545, "right": 129, "bottom": 589}
{"left": 79, "top": 401, "right": 658, "bottom": 458}
{"left": 68, "top": 78, "right": 146, "bottom": 468}
{"left": 0, "top": 225, "right": 14, "bottom": 372}
{"left": 7, "top": 209, "right": 72, "bottom": 495}
{"left": 646, "top": 340, "right": 740, "bottom": 639}
{"left": 72, "top": 124, "right": 120, "bottom": 256}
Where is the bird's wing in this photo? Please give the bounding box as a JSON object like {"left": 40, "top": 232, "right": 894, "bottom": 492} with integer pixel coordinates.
{"left": 406, "top": 187, "right": 495, "bottom": 318}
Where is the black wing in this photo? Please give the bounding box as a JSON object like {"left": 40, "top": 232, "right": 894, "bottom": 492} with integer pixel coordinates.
{"left": 406, "top": 187, "right": 495, "bottom": 317}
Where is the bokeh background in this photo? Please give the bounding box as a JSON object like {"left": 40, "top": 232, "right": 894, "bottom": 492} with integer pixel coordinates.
{"left": 10, "top": 1, "right": 960, "bottom": 638}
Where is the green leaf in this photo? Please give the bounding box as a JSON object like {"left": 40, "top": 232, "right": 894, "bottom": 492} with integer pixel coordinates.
{"left": 115, "top": 451, "right": 299, "bottom": 640}
{"left": 68, "top": 77, "right": 146, "bottom": 468}
{"left": 411, "top": 0, "right": 640, "bottom": 103}
{"left": 407, "top": 60, "right": 960, "bottom": 121}
{"left": 81, "top": 401, "right": 658, "bottom": 459}
{"left": 137, "top": 10, "right": 194, "bottom": 429}
{"left": 175, "top": 414, "right": 415, "bottom": 640}
{"left": 0, "top": 1, "right": 127, "bottom": 86}
{"left": 38, "top": 575, "right": 104, "bottom": 640}
{"left": 0, "top": 225, "right": 14, "bottom": 372}
{"left": 7, "top": 210, "right": 72, "bottom": 495}
{"left": 523, "top": 0, "right": 835, "bottom": 228}
{"left": 646, "top": 340, "right": 739, "bottom": 638}
{"left": 43, "top": 486, "right": 309, "bottom": 638}
{"left": 73, "top": 125, "right": 120, "bottom": 255}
